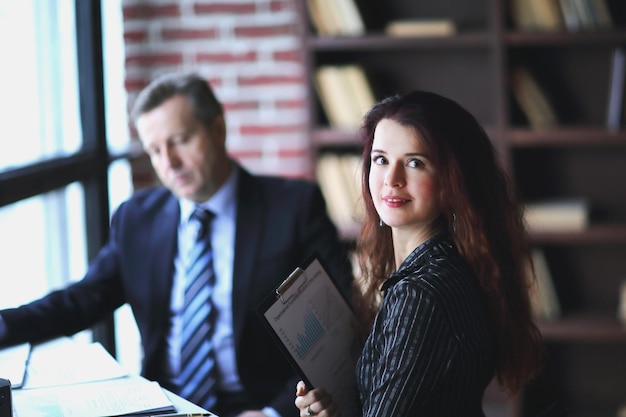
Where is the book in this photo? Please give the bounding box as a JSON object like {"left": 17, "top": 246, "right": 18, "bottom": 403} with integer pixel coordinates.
{"left": 511, "top": 0, "right": 564, "bottom": 31}
{"left": 338, "top": 153, "right": 364, "bottom": 223}
{"left": 316, "top": 153, "right": 354, "bottom": 229}
{"left": 606, "top": 47, "right": 625, "bottom": 132}
{"left": 523, "top": 198, "right": 589, "bottom": 232}
{"left": 571, "top": 0, "right": 597, "bottom": 30}
{"left": 333, "top": 0, "right": 365, "bottom": 36}
{"left": 309, "top": 0, "right": 342, "bottom": 36}
{"left": 530, "top": 0, "right": 565, "bottom": 31}
{"left": 528, "top": 248, "right": 561, "bottom": 321}
{"left": 306, "top": 0, "right": 334, "bottom": 36}
{"left": 310, "top": 0, "right": 364, "bottom": 36}
{"left": 587, "top": 0, "right": 613, "bottom": 29}
{"left": 314, "top": 66, "right": 359, "bottom": 128}
{"left": 320, "top": 0, "right": 346, "bottom": 35}
{"left": 558, "top": 0, "right": 582, "bottom": 31}
{"left": 556, "top": 0, "right": 612, "bottom": 32}
{"left": 341, "top": 65, "right": 376, "bottom": 122}
{"left": 511, "top": 0, "right": 537, "bottom": 30}
{"left": 314, "top": 65, "right": 375, "bottom": 129}
{"left": 316, "top": 153, "right": 363, "bottom": 234}
{"left": 511, "top": 67, "right": 558, "bottom": 129}
{"left": 385, "top": 19, "right": 456, "bottom": 37}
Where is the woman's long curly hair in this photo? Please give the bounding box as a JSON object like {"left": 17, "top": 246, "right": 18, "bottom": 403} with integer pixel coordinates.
{"left": 353, "top": 91, "right": 545, "bottom": 395}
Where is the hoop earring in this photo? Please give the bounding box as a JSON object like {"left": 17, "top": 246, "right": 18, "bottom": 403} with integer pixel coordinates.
{"left": 379, "top": 218, "right": 385, "bottom": 227}
{"left": 452, "top": 213, "right": 457, "bottom": 233}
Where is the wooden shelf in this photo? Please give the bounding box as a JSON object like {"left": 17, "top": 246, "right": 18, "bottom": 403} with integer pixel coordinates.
{"left": 307, "top": 32, "right": 491, "bottom": 51}
{"left": 505, "top": 29, "right": 626, "bottom": 46}
{"left": 312, "top": 127, "right": 359, "bottom": 147}
{"left": 530, "top": 225, "right": 626, "bottom": 245}
{"left": 313, "top": 126, "right": 498, "bottom": 148}
{"left": 507, "top": 127, "right": 626, "bottom": 147}
{"left": 339, "top": 225, "right": 626, "bottom": 249}
{"left": 538, "top": 314, "right": 626, "bottom": 343}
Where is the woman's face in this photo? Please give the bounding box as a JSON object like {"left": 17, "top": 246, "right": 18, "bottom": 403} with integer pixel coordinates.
{"left": 369, "top": 118, "right": 442, "bottom": 235}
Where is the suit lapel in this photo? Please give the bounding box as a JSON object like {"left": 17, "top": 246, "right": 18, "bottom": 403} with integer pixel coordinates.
{"left": 232, "top": 169, "right": 264, "bottom": 349}
{"left": 148, "top": 195, "right": 179, "bottom": 335}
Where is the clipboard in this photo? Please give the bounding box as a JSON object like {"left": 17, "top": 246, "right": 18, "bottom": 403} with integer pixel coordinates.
{"left": 256, "top": 256, "right": 360, "bottom": 416}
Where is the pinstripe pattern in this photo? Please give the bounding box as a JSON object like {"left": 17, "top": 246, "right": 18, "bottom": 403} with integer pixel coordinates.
{"left": 178, "top": 208, "right": 218, "bottom": 410}
{"left": 356, "top": 232, "right": 495, "bottom": 417}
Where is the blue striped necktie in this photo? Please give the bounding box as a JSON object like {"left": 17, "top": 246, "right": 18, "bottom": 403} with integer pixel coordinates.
{"left": 178, "top": 207, "right": 218, "bottom": 410}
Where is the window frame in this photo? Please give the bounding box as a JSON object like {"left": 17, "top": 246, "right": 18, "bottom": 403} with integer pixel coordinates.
{"left": 0, "top": 0, "right": 127, "bottom": 356}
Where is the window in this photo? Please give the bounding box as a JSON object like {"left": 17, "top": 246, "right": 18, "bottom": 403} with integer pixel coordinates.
{"left": 0, "top": 0, "right": 81, "bottom": 172}
{"left": 0, "top": 185, "right": 86, "bottom": 305}
{"left": 0, "top": 0, "right": 135, "bottom": 357}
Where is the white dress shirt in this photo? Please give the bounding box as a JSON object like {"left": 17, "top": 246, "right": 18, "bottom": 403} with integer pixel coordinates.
{"left": 168, "top": 167, "right": 281, "bottom": 417}
{"left": 168, "top": 167, "right": 241, "bottom": 392}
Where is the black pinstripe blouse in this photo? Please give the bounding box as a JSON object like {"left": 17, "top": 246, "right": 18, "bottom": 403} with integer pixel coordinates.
{"left": 356, "top": 232, "right": 495, "bottom": 417}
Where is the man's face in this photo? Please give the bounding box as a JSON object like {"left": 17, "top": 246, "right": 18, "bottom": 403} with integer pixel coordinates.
{"left": 136, "top": 94, "right": 229, "bottom": 202}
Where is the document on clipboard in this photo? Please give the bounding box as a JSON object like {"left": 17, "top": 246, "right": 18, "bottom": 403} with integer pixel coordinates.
{"left": 256, "top": 257, "right": 360, "bottom": 416}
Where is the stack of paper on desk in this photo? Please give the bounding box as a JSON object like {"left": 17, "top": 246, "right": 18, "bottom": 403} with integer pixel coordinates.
{"left": 0, "top": 342, "right": 30, "bottom": 388}
{"left": 21, "top": 338, "right": 128, "bottom": 389}
{"left": 13, "top": 377, "right": 175, "bottom": 417}
{"left": 10, "top": 337, "right": 177, "bottom": 417}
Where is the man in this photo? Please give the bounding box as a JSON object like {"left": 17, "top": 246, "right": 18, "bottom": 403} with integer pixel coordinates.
{"left": 0, "top": 73, "right": 352, "bottom": 417}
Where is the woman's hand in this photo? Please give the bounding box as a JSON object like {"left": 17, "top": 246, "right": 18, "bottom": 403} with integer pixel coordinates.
{"left": 294, "top": 380, "right": 340, "bottom": 417}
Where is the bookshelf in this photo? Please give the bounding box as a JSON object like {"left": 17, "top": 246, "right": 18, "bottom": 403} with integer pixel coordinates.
{"left": 297, "top": 0, "right": 626, "bottom": 416}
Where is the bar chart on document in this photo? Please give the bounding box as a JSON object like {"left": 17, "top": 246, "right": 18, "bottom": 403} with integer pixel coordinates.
{"left": 284, "top": 308, "right": 323, "bottom": 359}
{"left": 262, "top": 258, "right": 359, "bottom": 416}
{"left": 279, "top": 287, "right": 345, "bottom": 361}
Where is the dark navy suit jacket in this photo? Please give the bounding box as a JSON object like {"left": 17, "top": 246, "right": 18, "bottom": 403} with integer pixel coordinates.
{"left": 1, "top": 167, "right": 352, "bottom": 417}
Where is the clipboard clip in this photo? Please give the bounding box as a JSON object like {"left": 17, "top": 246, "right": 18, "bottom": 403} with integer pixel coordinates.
{"left": 276, "top": 266, "right": 308, "bottom": 304}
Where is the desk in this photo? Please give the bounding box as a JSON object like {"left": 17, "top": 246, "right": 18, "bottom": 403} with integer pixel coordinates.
{"left": 5, "top": 338, "right": 217, "bottom": 417}
{"left": 165, "top": 386, "right": 214, "bottom": 415}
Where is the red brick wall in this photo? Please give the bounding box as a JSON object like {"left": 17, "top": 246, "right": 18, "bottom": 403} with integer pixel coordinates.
{"left": 121, "top": 0, "right": 309, "bottom": 188}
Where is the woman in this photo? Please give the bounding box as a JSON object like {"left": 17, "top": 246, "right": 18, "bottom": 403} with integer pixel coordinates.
{"left": 295, "top": 91, "right": 545, "bottom": 416}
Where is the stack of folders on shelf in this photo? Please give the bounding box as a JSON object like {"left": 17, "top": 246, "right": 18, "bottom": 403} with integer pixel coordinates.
{"left": 306, "top": 0, "right": 364, "bottom": 36}
{"left": 316, "top": 153, "right": 363, "bottom": 236}
{"left": 523, "top": 198, "right": 589, "bottom": 233}
{"left": 314, "top": 65, "right": 376, "bottom": 129}
{"left": 510, "top": 67, "right": 558, "bottom": 130}
{"left": 559, "top": 0, "right": 613, "bottom": 31}
{"left": 528, "top": 248, "right": 561, "bottom": 322}
{"left": 384, "top": 19, "right": 456, "bottom": 37}
{"left": 510, "top": 0, "right": 613, "bottom": 32}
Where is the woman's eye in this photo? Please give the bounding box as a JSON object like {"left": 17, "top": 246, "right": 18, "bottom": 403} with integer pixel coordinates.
{"left": 372, "top": 155, "right": 386, "bottom": 165}
{"left": 408, "top": 159, "right": 425, "bottom": 168}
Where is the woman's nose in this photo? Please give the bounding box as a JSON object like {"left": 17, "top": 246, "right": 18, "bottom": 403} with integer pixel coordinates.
{"left": 385, "top": 164, "right": 405, "bottom": 187}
